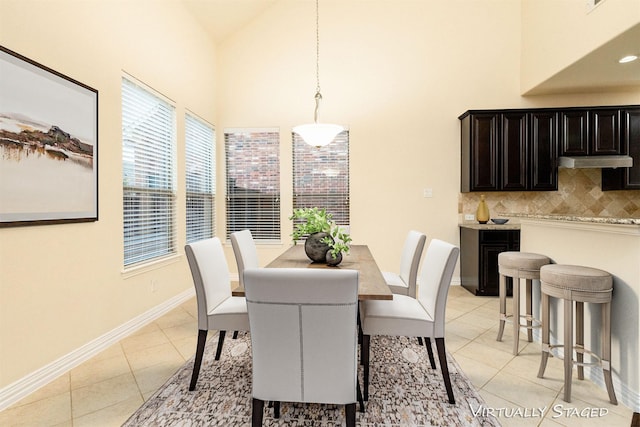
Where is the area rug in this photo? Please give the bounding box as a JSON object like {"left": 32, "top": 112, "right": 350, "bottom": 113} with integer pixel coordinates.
{"left": 123, "top": 333, "right": 500, "bottom": 426}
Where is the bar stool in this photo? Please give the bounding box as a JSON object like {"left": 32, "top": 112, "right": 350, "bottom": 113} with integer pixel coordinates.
{"left": 537, "top": 264, "right": 617, "bottom": 405}
{"left": 496, "top": 252, "right": 550, "bottom": 355}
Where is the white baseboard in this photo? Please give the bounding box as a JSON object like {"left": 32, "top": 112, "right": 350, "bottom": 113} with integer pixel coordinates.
{"left": 0, "top": 288, "right": 195, "bottom": 411}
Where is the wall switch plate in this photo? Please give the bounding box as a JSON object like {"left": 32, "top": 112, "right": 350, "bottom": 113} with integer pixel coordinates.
{"left": 464, "top": 214, "right": 475, "bottom": 221}
{"left": 423, "top": 188, "right": 433, "bottom": 198}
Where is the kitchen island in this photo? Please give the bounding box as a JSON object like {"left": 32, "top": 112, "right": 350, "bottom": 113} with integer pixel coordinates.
{"left": 518, "top": 216, "right": 640, "bottom": 412}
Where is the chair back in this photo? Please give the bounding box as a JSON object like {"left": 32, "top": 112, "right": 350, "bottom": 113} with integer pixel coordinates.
{"left": 399, "top": 230, "right": 426, "bottom": 296}
{"left": 243, "top": 268, "right": 359, "bottom": 405}
{"left": 185, "top": 237, "right": 232, "bottom": 329}
{"left": 230, "top": 229, "right": 259, "bottom": 287}
{"left": 416, "top": 239, "right": 460, "bottom": 337}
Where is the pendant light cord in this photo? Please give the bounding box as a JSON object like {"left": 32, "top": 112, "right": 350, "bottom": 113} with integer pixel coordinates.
{"left": 313, "top": 0, "right": 322, "bottom": 124}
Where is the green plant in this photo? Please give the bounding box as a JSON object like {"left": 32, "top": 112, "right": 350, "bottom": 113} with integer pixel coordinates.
{"left": 289, "top": 207, "right": 351, "bottom": 258}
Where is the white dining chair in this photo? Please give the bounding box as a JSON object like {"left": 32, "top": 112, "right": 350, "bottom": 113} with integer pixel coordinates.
{"left": 360, "top": 239, "right": 460, "bottom": 404}
{"left": 382, "top": 230, "right": 426, "bottom": 298}
{"left": 230, "top": 229, "right": 259, "bottom": 288}
{"left": 243, "top": 267, "right": 363, "bottom": 426}
{"left": 185, "top": 237, "right": 250, "bottom": 391}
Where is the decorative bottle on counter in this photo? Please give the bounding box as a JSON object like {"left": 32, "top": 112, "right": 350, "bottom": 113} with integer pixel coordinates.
{"left": 476, "top": 195, "right": 490, "bottom": 224}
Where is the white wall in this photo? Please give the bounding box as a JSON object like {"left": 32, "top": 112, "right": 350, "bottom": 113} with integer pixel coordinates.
{"left": 0, "top": 0, "right": 217, "bottom": 389}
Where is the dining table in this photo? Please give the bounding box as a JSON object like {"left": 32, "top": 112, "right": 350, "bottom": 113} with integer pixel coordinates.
{"left": 232, "top": 244, "right": 393, "bottom": 301}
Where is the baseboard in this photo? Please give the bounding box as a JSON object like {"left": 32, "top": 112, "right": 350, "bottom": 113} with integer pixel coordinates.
{"left": 0, "top": 288, "right": 195, "bottom": 411}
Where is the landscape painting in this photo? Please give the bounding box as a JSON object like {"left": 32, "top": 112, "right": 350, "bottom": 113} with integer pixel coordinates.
{"left": 0, "top": 46, "right": 98, "bottom": 227}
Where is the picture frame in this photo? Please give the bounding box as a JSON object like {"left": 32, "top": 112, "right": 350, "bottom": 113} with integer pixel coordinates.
{"left": 0, "top": 46, "right": 98, "bottom": 227}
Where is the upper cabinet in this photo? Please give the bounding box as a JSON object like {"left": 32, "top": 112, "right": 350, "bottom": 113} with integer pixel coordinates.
{"left": 461, "top": 105, "right": 640, "bottom": 193}
{"left": 460, "top": 110, "right": 557, "bottom": 192}
{"left": 602, "top": 108, "right": 640, "bottom": 190}
{"left": 559, "top": 108, "right": 621, "bottom": 156}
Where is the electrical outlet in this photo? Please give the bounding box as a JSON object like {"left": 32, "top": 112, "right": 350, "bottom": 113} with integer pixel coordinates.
{"left": 423, "top": 188, "right": 433, "bottom": 198}
{"left": 464, "top": 214, "right": 475, "bottom": 221}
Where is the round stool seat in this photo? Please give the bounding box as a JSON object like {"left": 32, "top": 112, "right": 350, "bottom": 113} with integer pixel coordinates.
{"left": 540, "top": 264, "right": 612, "bottom": 293}
{"left": 499, "top": 252, "right": 550, "bottom": 279}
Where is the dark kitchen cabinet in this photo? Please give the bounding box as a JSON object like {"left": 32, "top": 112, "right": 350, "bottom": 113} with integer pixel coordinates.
{"left": 602, "top": 108, "right": 640, "bottom": 190}
{"left": 559, "top": 108, "right": 621, "bottom": 156}
{"left": 460, "top": 226, "right": 520, "bottom": 296}
{"left": 460, "top": 110, "right": 557, "bottom": 192}
{"left": 461, "top": 113, "right": 500, "bottom": 191}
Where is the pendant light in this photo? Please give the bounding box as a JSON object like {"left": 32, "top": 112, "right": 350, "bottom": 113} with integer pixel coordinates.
{"left": 293, "top": 0, "right": 344, "bottom": 148}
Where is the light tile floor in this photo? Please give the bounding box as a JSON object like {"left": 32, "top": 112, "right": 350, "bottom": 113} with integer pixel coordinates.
{"left": 1, "top": 286, "right": 635, "bottom": 426}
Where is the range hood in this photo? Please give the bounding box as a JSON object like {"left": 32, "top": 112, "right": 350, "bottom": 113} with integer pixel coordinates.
{"left": 558, "top": 155, "right": 633, "bottom": 169}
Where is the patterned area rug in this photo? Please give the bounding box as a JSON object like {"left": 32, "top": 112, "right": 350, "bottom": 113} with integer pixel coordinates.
{"left": 123, "top": 333, "right": 500, "bottom": 426}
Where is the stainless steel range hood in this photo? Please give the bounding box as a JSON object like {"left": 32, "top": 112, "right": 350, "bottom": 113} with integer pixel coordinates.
{"left": 558, "top": 155, "right": 633, "bottom": 169}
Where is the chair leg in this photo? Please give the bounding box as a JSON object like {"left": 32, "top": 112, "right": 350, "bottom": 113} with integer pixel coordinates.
{"left": 345, "top": 403, "right": 356, "bottom": 427}
{"left": 512, "top": 276, "right": 521, "bottom": 355}
{"left": 356, "top": 378, "right": 365, "bottom": 412}
{"left": 417, "top": 337, "right": 424, "bottom": 346}
{"left": 424, "top": 337, "right": 436, "bottom": 369}
{"left": 214, "top": 330, "right": 226, "bottom": 360}
{"left": 435, "top": 337, "right": 455, "bottom": 404}
{"left": 273, "top": 401, "right": 280, "bottom": 418}
{"left": 189, "top": 329, "right": 208, "bottom": 391}
{"left": 538, "top": 292, "right": 550, "bottom": 378}
{"left": 362, "top": 334, "right": 370, "bottom": 401}
{"left": 232, "top": 330, "right": 239, "bottom": 339}
{"left": 496, "top": 273, "right": 507, "bottom": 341}
{"left": 252, "top": 398, "right": 265, "bottom": 427}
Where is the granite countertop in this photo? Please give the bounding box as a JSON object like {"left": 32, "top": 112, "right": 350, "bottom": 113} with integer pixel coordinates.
{"left": 507, "top": 213, "right": 640, "bottom": 225}
{"left": 460, "top": 214, "right": 640, "bottom": 227}
{"left": 459, "top": 222, "right": 521, "bottom": 230}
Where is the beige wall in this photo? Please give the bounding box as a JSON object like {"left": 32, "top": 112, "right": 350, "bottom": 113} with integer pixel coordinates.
{"left": 0, "top": 0, "right": 217, "bottom": 388}
{"left": 521, "top": 0, "right": 640, "bottom": 93}
{"left": 1, "top": 0, "right": 640, "bottom": 397}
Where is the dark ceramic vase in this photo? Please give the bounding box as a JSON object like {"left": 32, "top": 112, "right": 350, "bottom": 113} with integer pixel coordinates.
{"left": 325, "top": 250, "right": 343, "bottom": 266}
{"left": 304, "top": 232, "right": 333, "bottom": 263}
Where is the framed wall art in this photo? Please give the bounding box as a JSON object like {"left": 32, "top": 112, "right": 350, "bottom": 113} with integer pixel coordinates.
{"left": 0, "top": 45, "right": 98, "bottom": 227}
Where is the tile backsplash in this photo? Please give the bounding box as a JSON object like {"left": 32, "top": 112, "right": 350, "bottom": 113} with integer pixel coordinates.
{"left": 459, "top": 169, "right": 640, "bottom": 219}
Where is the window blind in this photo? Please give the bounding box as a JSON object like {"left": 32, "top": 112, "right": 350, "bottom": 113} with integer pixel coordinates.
{"left": 225, "top": 128, "right": 280, "bottom": 241}
{"left": 185, "top": 113, "right": 215, "bottom": 243}
{"left": 122, "top": 77, "right": 176, "bottom": 267}
{"left": 292, "top": 130, "right": 350, "bottom": 226}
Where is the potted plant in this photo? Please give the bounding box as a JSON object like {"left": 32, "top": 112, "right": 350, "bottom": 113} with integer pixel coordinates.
{"left": 289, "top": 207, "right": 351, "bottom": 265}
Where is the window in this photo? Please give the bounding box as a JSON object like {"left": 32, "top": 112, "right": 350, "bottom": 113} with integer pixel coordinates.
{"left": 122, "top": 77, "right": 176, "bottom": 267}
{"left": 292, "top": 130, "right": 350, "bottom": 225}
{"left": 185, "top": 113, "right": 215, "bottom": 243}
{"left": 225, "top": 128, "right": 280, "bottom": 241}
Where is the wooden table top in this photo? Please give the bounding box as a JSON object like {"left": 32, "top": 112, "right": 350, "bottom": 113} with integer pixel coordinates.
{"left": 232, "top": 244, "right": 393, "bottom": 301}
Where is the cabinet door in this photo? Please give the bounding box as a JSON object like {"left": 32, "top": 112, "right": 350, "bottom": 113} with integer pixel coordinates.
{"left": 529, "top": 111, "right": 558, "bottom": 190}
{"left": 624, "top": 109, "right": 640, "bottom": 188}
{"left": 602, "top": 109, "right": 640, "bottom": 190}
{"left": 559, "top": 110, "right": 589, "bottom": 155}
{"left": 501, "top": 112, "right": 527, "bottom": 190}
{"left": 479, "top": 243, "right": 509, "bottom": 296}
{"left": 470, "top": 114, "right": 500, "bottom": 191}
{"left": 591, "top": 109, "right": 620, "bottom": 155}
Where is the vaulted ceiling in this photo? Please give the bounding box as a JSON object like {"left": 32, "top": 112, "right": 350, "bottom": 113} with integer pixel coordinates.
{"left": 180, "top": 0, "right": 640, "bottom": 95}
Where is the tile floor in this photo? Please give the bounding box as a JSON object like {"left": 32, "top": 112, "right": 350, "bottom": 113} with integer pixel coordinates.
{"left": 1, "top": 285, "right": 635, "bottom": 426}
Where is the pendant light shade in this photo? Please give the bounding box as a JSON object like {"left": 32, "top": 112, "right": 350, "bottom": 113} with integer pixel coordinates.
{"left": 293, "top": 123, "right": 343, "bottom": 148}
{"left": 294, "top": 0, "right": 343, "bottom": 148}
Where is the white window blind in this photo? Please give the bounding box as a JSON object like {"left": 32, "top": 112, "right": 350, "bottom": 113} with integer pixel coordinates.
{"left": 185, "top": 113, "right": 215, "bottom": 243}
{"left": 122, "top": 77, "right": 176, "bottom": 267}
{"left": 292, "top": 130, "right": 350, "bottom": 226}
{"left": 225, "top": 128, "right": 280, "bottom": 241}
